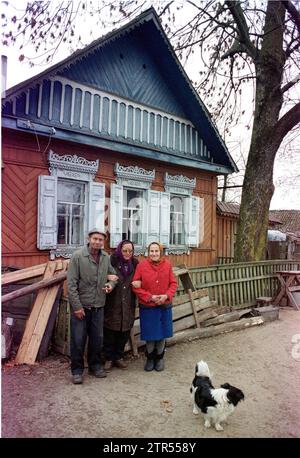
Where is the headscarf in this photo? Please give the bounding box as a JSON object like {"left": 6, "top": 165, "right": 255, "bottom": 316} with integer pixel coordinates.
{"left": 147, "top": 242, "right": 165, "bottom": 264}
{"left": 114, "top": 240, "right": 134, "bottom": 278}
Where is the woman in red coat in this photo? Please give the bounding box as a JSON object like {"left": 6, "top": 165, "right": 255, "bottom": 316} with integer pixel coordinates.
{"left": 132, "top": 242, "right": 177, "bottom": 372}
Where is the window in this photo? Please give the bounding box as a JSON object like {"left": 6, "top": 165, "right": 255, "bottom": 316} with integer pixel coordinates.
{"left": 37, "top": 151, "right": 104, "bottom": 257}
{"left": 164, "top": 173, "right": 204, "bottom": 253}
{"left": 109, "top": 164, "right": 204, "bottom": 254}
{"left": 57, "top": 179, "right": 86, "bottom": 246}
{"left": 122, "top": 188, "right": 144, "bottom": 245}
{"left": 110, "top": 163, "right": 155, "bottom": 252}
{"left": 170, "top": 195, "right": 185, "bottom": 245}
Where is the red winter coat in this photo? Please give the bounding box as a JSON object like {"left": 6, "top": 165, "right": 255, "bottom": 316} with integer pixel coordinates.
{"left": 132, "top": 258, "right": 177, "bottom": 307}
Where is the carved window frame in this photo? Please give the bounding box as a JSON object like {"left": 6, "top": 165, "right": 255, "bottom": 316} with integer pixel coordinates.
{"left": 47, "top": 150, "right": 100, "bottom": 259}
{"left": 164, "top": 172, "right": 197, "bottom": 255}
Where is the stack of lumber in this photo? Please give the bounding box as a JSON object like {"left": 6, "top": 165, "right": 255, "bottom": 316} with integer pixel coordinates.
{"left": 1, "top": 260, "right": 68, "bottom": 364}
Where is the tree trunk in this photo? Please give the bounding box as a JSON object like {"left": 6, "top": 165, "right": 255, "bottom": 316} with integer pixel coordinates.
{"left": 235, "top": 1, "right": 286, "bottom": 262}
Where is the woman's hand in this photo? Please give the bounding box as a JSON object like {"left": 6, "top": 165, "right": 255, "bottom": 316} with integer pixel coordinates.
{"left": 132, "top": 280, "right": 142, "bottom": 288}
{"left": 150, "top": 295, "right": 168, "bottom": 305}
{"left": 107, "top": 274, "right": 118, "bottom": 282}
{"left": 156, "top": 294, "right": 168, "bottom": 305}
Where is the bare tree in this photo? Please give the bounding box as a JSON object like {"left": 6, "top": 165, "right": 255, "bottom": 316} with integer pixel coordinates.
{"left": 2, "top": 0, "right": 300, "bottom": 261}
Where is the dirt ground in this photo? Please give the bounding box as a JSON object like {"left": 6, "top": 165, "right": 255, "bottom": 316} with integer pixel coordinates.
{"left": 2, "top": 308, "right": 300, "bottom": 438}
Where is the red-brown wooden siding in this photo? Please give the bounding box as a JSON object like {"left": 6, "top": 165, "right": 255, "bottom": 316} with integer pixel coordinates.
{"left": 216, "top": 215, "right": 237, "bottom": 260}
{"left": 2, "top": 129, "right": 218, "bottom": 269}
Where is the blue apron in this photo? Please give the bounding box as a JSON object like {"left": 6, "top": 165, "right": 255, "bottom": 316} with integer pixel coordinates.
{"left": 139, "top": 305, "right": 173, "bottom": 341}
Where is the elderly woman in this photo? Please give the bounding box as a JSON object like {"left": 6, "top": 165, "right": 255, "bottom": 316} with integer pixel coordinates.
{"left": 103, "top": 240, "right": 138, "bottom": 371}
{"left": 132, "top": 242, "right": 177, "bottom": 372}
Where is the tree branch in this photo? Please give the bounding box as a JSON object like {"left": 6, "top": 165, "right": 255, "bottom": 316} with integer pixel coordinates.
{"left": 281, "top": 73, "right": 300, "bottom": 94}
{"left": 224, "top": 0, "right": 258, "bottom": 60}
{"left": 158, "top": 1, "right": 173, "bottom": 18}
{"left": 221, "top": 37, "right": 248, "bottom": 59}
{"left": 282, "top": 1, "right": 300, "bottom": 36}
{"left": 272, "top": 101, "right": 300, "bottom": 148}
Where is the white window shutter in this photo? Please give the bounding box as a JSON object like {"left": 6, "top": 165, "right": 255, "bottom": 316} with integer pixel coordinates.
{"left": 88, "top": 182, "right": 105, "bottom": 233}
{"left": 147, "top": 190, "right": 160, "bottom": 245}
{"left": 160, "top": 192, "right": 170, "bottom": 247}
{"left": 185, "top": 195, "right": 200, "bottom": 247}
{"left": 37, "top": 175, "right": 57, "bottom": 249}
{"left": 110, "top": 183, "right": 123, "bottom": 248}
{"left": 198, "top": 197, "right": 204, "bottom": 244}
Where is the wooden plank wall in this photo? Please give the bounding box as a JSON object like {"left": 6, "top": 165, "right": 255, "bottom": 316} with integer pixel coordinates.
{"left": 2, "top": 129, "right": 218, "bottom": 269}
{"left": 216, "top": 215, "right": 237, "bottom": 261}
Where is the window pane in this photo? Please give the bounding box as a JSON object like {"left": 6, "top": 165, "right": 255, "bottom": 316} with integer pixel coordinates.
{"left": 57, "top": 203, "right": 68, "bottom": 216}
{"left": 122, "top": 189, "right": 144, "bottom": 245}
{"left": 73, "top": 205, "right": 84, "bottom": 216}
{"left": 71, "top": 204, "right": 84, "bottom": 245}
{"left": 125, "top": 189, "right": 143, "bottom": 208}
{"left": 57, "top": 211, "right": 69, "bottom": 245}
{"left": 57, "top": 180, "right": 86, "bottom": 246}
{"left": 72, "top": 217, "right": 83, "bottom": 245}
{"left": 170, "top": 195, "right": 185, "bottom": 246}
{"left": 170, "top": 195, "right": 184, "bottom": 212}
{"left": 58, "top": 180, "right": 85, "bottom": 203}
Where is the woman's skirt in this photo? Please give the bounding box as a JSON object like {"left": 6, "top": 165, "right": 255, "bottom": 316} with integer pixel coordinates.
{"left": 139, "top": 305, "right": 173, "bottom": 341}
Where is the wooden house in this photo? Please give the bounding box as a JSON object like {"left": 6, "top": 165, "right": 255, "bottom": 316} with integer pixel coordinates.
{"left": 268, "top": 210, "right": 300, "bottom": 260}
{"left": 216, "top": 201, "right": 283, "bottom": 263}
{"left": 2, "top": 8, "right": 237, "bottom": 270}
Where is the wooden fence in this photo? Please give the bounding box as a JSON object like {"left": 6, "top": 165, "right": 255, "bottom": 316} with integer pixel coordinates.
{"left": 179, "top": 259, "right": 300, "bottom": 308}
{"left": 53, "top": 259, "right": 300, "bottom": 354}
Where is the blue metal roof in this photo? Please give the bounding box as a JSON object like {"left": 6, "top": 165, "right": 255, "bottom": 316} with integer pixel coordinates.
{"left": 2, "top": 7, "right": 237, "bottom": 174}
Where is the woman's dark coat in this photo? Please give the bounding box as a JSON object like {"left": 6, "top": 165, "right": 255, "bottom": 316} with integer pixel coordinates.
{"left": 104, "top": 253, "right": 138, "bottom": 332}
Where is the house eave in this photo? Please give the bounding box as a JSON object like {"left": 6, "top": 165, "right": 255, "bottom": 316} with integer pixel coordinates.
{"left": 2, "top": 116, "right": 234, "bottom": 175}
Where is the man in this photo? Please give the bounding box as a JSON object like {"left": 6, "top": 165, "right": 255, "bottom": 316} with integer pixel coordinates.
{"left": 67, "top": 228, "right": 118, "bottom": 384}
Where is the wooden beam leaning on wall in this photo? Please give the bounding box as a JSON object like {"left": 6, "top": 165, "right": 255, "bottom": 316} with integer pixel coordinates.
{"left": 1, "top": 271, "right": 68, "bottom": 304}
{"left": 173, "top": 264, "right": 196, "bottom": 292}
{"left": 15, "top": 261, "right": 68, "bottom": 365}
{"left": 1, "top": 260, "right": 69, "bottom": 286}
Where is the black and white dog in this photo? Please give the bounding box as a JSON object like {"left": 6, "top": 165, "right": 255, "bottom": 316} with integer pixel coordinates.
{"left": 190, "top": 361, "right": 244, "bottom": 431}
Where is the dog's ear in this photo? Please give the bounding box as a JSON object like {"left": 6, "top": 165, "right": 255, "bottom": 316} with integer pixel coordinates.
{"left": 195, "top": 364, "right": 198, "bottom": 374}
{"left": 221, "top": 383, "right": 231, "bottom": 389}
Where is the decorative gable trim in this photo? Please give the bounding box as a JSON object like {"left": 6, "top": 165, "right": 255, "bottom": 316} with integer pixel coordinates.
{"left": 164, "top": 172, "right": 196, "bottom": 195}
{"left": 5, "top": 75, "right": 210, "bottom": 161}
{"left": 115, "top": 162, "right": 155, "bottom": 189}
{"left": 48, "top": 150, "right": 99, "bottom": 181}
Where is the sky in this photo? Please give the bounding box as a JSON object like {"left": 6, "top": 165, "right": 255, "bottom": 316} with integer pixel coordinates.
{"left": 1, "top": 0, "right": 300, "bottom": 210}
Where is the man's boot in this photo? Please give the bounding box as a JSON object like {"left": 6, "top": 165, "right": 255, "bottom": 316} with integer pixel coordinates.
{"left": 144, "top": 349, "right": 156, "bottom": 371}
{"left": 154, "top": 349, "right": 165, "bottom": 371}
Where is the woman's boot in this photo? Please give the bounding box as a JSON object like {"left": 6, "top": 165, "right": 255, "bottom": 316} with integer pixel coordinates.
{"left": 154, "top": 349, "right": 165, "bottom": 371}
{"left": 144, "top": 349, "right": 156, "bottom": 371}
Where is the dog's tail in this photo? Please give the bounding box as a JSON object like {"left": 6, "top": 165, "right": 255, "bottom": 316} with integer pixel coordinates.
{"left": 196, "top": 360, "right": 211, "bottom": 378}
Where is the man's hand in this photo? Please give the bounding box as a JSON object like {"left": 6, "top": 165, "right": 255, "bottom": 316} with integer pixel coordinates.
{"left": 132, "top": 280, "right": 141, "bottom": 288}
{"left": 102, "top": 283, "right": 113, "bottom": 294}
{"left": 74, "top": 308, "right": 85, "bottom": 320}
